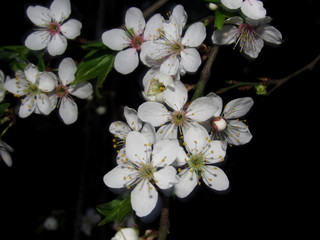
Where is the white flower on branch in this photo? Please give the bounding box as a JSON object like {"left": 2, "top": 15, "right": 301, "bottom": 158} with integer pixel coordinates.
{"left": 24, "top": 0, "right": 82, "bottom": 56}
{"left": 174, "top": 127, "right": 229, "bottom": 198}
{"left": 102, "top": 7, "right": 164, "bottom": 75}
{"left": 104, "top": 131, "right": 180, "bottom": 217}
{"left": 50, "top": 58, "right": 93, "bottom": 125}
{"left": 4, "top": 64, "right": 56, "bottom": 118}
{"left": 140, "top": 5, "right": 206, "bottom": 76}
{"left": 212, "top": 16, "right": 283, "bottom": 59}
{"left": 221, "top": 0, "right": 266, "bottom": 20}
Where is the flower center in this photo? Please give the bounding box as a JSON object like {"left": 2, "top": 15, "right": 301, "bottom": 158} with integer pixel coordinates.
{"left": 171, "top": 110, "right": 187, "bottom": 127}
{"left": 55, "top": 84, "right": 69, "bottom": 98}
{"left": 234, "top": 23, "right": 257, "bottom": 51}
{"left": 47, "top": 22, "right": 61, "bottom": 35}
{"left": 147, "top": 78, "right": 165, "bottom": 96}
{"left": 189, "top": 154, "right": 204, "bottom": 175}
{"left": 131, "top": 34, "right": 145, "bottom": 51}
{"left": 211, "top": 116, "right": 227, "bottom": 131}
{"left": 139, "top": 163, "right": 155, "bottom": 181}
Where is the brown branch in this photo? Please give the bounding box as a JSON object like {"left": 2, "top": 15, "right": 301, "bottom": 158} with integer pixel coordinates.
{"left": 143, "top": 0, "right": 169, "bottom": 19}
{"left": 267, "top": 53, "right": 320, "bottom": 95}
{"left": 158, "top": 196, "right": 170, "bottom": 240}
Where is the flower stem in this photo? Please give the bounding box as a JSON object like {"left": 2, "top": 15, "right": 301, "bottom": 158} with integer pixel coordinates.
{"left": 158, "top": 196, "right": 170, "bottom": 240}
{"left": 191, "top": 46, "right": 219, "bottom": 101}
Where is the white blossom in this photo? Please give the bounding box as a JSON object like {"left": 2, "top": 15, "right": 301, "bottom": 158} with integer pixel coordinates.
{"left": 4, "top": 64, "right": 56, "bottom": 118}
{"left": 221, "top": 0, "right": 266, "bottom": 20}
{"left": 104, "top": 131, "right": 180, "bottom": 217}
{"left": 50, "top": 58, "right": 93, "bottom": 125}
{"left": 174, "top": 127, "right": 229, "bottom": 198}
{"left": 111, "top": 228, "right": 139, "bottom": 240}
{"left": 212, "top": 16, "right": 282, "bottom": 59}
{"left": 0, "top": 140, "right": 13, "bottom": 167}
{"left": 25, "top": 0, "right": 82, "bottom": 56}
{"left": 102, "top": 7, "right": 164, "bottom": 74}
{"left": 140, "top": 5, "right": 206, "bottom": 76}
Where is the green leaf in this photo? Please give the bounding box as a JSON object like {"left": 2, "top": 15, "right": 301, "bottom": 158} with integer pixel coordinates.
{"left": 0, "top": 103, "right": 10, "bottom": 117}
{"left": 37, "top": 54, "right": 46, "bottom": 72}
{"left": 204, "top": 0, "right": 220, "bottom": 3}
{"left": 96, "top": 195, "right": 132, "bottom": 226}
{"left": 214, "top": 9, "right": 227, "bottom": 30}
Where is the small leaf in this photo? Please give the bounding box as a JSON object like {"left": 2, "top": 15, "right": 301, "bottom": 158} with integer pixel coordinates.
{"left": 0, "top": 103, "right": 10, "bottom": 117}
{"left": 214, "top": 9, "right": 227, "bottom": 30}
{"left": 37, "top": 54, "right": 46, "bottom": 72}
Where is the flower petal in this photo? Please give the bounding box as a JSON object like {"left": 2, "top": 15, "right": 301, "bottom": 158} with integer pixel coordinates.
{"left": 137, "top": 102, "right": 170, "bottom": 127}
{"left": 131, "top": 180, "right": 158, "bottom": 217}
{"left": 25, "top": 31, "right": 51, "bottom": 51}
{"left": 220, "top": 0, "right": 243, "bottom": 10}
{"left": 211, "top": 25, "right": 239, "bottom": 45}
{"left": 182, "top": 22, "right": 206, "bottom": 47}
{"left": 183, "top": 126, "right": 208, "bottom": 155}
{"left": 140, "top": 123, "right": 156, "bottom": 144}
{"left": 0, "top": 148, "right": 12, "bottom": 167}
{"left": 114, "top": 48, "right": 139, "bottom": 75}
{"left": 109, "top": 121, "right": 131, "bottom": 139}
{"left": 47, "top": 34, "right": 67, "bottom": 56}
{"left": 206, "top": 92, "right": 223, "bottom": 117}
{"left": 123, "top": 106, "right": 142, "bottom": 131}
{"left": 163, "top": 80, "right": 187, "bottom": 111}
{"left": 19, "top": 95, "right": 36, "bottom": 118}
{"left": 203, "top": 140, "right": 226, "bottom": 164}
{"left": 202, "top": 166, "right": 229, "bottom": 191}
{"left": 180, "top": 48, "right": 202, "bottom": 73}
{"left": 58, "top": 57, "right": 77, "bottom": 85}
{"left": 102, "top": 29, "right": 130, "bottom": 51}
{"left": 256, "top": 25, "right": 283, "bottom": 45}
{"left": 39, "top": 72, "right": 56, "bottom": 92}
{"left": 155, "top": 123, "right": 177, "bottom": 141}
{"left": 125, "top": 7, "right": 145, "bottom": 35}
{"left": 60, "top": 19, "right": 82, "bottom": 39}
{"left": 125, "top": 131, "right": 151, "bottom": 165}
{"left": 151, "top": 139, "right": 179, "bottom": 167}
{"left": 223, "top": 97, "right": 253, "bottom": 119}
{"left": 59, "top": 97, "right": 78, "bottom": 124}
{"left": 174, "top": 168, "right": 198, "bottom": 198}
{"left": 24, "top": 64, "right": 40, "bottom": 84}
{"left": 224, "top": 120, "right": 252, "bottom": 146}
{"left": 50, "top": 0, "right": 71, "bottom": 23}
{"left": 186, "top": 96, "right": 217, "bottom": 122}
{"left": 26, "top": 5, "right": 51, "bottom": 27}
{"left": 241, "top": 0, "right": 266, "bottom": 20}
{"left": 154, "top": 166, "right": 179, "bottom": 189}
{"left": 143, "top": 13, "right": 164, "bottom": 40}
{"left": 69, "top": 82, "right": 93, "bottom": 99}
{"left": 159, "top": 54, "right": 180, "bottom": 76}
{"left": 103, "top": 165, "right": 138, "bottom": 189}
{"left": 4, "top": 78, "right": 28, "bottom": 96}
{"left": 171, "top": 4, "right": 187, "bottom": 29}
{"left": 116, "top": 148, "right": 127, "bottom": 165}
{"left": 36, "top": 93, "right": 52, "bottom": 115}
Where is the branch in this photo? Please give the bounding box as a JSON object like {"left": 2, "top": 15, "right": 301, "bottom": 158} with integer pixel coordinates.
{"left": 267, "top": 53, "right": 320, "bottom": 95}
{"left": 191, "top": 46, "right": 219, "bottom": 101}
{"left": 158, "top": 196, "right": 170, "bottom": 240}
{"left": 143, "top": 0, "right": 169, "bottom": 19}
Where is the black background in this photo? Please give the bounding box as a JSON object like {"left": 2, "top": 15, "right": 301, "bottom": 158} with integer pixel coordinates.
{"left": 1, "top": 0, "right": 319, "bottom": 239}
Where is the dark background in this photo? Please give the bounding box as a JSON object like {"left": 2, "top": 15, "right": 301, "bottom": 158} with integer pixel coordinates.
{"left": 1, "top": 0, "right": 319, "bottom": 239}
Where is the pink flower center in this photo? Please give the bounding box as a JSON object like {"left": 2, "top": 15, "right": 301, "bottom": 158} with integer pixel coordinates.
{"left": 234, "top": 23, "right": 257, "bottom": 51}
{"left": 47, "top": 22, "right": 61, "bottom": 35}
{"left": 56, "top": 85, "right": 69, "bottom": 98}
{"left": 131, "top": 34, "right": 145, "bottom": 51}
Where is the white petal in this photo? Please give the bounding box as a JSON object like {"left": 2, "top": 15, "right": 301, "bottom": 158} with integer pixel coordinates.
{"left": 180, "top": 48, "right": 202, "bottom": 73}
{"left": 155, "top": 123, "right": 177, "bottom": 141}
{"left": 171, "top": 4, "right": 187, "bottom": 29}
{"left": 60, "top": 19, "right": 82, "bottom": 39}
{"left": 159, "top": 54, "right": 180, "bottom": 76}
{"left": 202, "top": 166, "right": 229, "bottom": 191}
{"left": 211, "top": 25, "right": 239, "bottom": 45}
{"left": 186, "top": 96, "right": 217, "bottom": 122}
{"left": 131, "top": 180, "right": 158, "bottom": 217}
{"left": 36, "top": 93, "right": 52, "bottom": 115}
{"left": 154, "top": 166, "right": 178, "bottom": 189}
{"left": 109, "top": 121, "right": 131, "bottom": 139}
{"left": 24, "top": 64, "right": 40, "bottom": 84}
{"left": 125, "top": 7, "right": 145, "bottom": 35}
{"left": 112, "top": 228, "right": 139, "bottom": 240}
{"left": 173, "top": 146, "right": 189, "bottom": 167}
{"left": 26, "top": 5, "right": 51, "bottom": 27}
{"left": 221, "top": 0, "right": 243, "bottom": 9}
{"left": 69, "top": 82, "right": 93, "bottom": 99}
{"left": 38, "top": 72, "right": 56, "bottom": 92}
{"left": 58, "top": 57, "right": 77, "bottom": 85}
{"left": 174, "top": 168, "right": 198, "bottom": 198}
{"left": 59, "top": 97, "right": 78, "bottom": 124}
{"left": 47, "top": 34, "right": 67, "bottom": 56}
{"left": 163, "top": 80, "right": 187, "bottom": 111}
{"left": 256, "top": 25, "right": 283, "bottom": 45}
{"left": 124, "top": 106, "right": 142, "bottom": 131}
{"left": 50, "top": 0, "right": 71, "bottom": 23}
{"left": 140, "top": 123, "right": 156, "bottom": 144}
{"left": 206, "top": 92, "right": 223, "bottom": 117}
{"left": 144, "top": 14, "right": 164, "bottom": 40}
{"left": 0, "top": 149, "right": 12, "bottom": 167}
{"left": 19, "top": 95, "right": 36, "bottom": 118}
{"left": 224, "top": 120, "right": 252, "bottom": 146}
{"left": 203, "top": 140, "right": 226, "bottom": 164}
{"left": 223, "top": 97, "right": 253, "bottom": 119}
{"left": 163, "top": 16, "right": 181, "bottom": 42}
{"left": 183, "top": 126, "right": 209, "bottom": 155}
{"left": 25, "top": 31, "right": 51, "bottom": 51}
{"left": 102, "top": 29, "right": 130, "bottom": 51}
{"left": 241, "top": 0, "right": 266, "bottom": 20}
{"left": 114, "top": 48, "right": 139, "bottom": 75}
{"left": 125, "top": 131, "right": 151, "bottom": 165}
{"left": 4, "top": 78, "right": 28, "bottom": 96}
{"left": 103, "top": 165, "right": 138, "bottom": 189}
{"left": 182, "top": 22, "right": 206, "bottom": 47}
{"left": 137, "top": 102, "right": 170, "bottom": 127}
{"left": 116, "top": 148, "right": 127, "bottom": 165}
{"left": 242, "top": 37, "right": 264, "bottom": 59}
{"left": 151, "top": 139, "right": 179, "bottom": 167}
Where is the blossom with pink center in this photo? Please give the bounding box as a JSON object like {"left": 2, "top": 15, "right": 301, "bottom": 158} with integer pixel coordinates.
{"left": 25, "top": 0, "right": 82, "bottom": 56}
{"left": 102, "top": 7, "right": 164, "bottom": 75}
{"left": 212, "top": 16, "right": 282, "bottom": 59}
{"left": 50, "top": 58, "right": 93, "bottom": 125}
{"left": 221, "top": 0, "right": 266, "bottom": 20}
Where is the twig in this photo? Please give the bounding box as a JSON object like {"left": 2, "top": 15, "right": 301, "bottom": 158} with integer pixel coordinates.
{"left": 191, "top": 46, "right": 219, "bottom": 101}
{"left": 158, "top": 196, "right": 170, "bottom": 240}
{"left": 267, "top": 53, "right": 320, "bottom": 95}
{"left": 143, "top": 0, "right": 169, "bottom": 19}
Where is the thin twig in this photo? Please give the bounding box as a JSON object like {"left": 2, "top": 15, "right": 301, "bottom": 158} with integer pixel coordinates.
{"left": 191, "top": 46, "right": 219, "bottom": 101}
{"left": 267, "top": 53, "right": 320, "bottom": 95}
{"left": 143, "top": 0, "right": 169, "bottom": 18}
{"left": 158, "top": 196, "right": 170, "bottom": 240}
